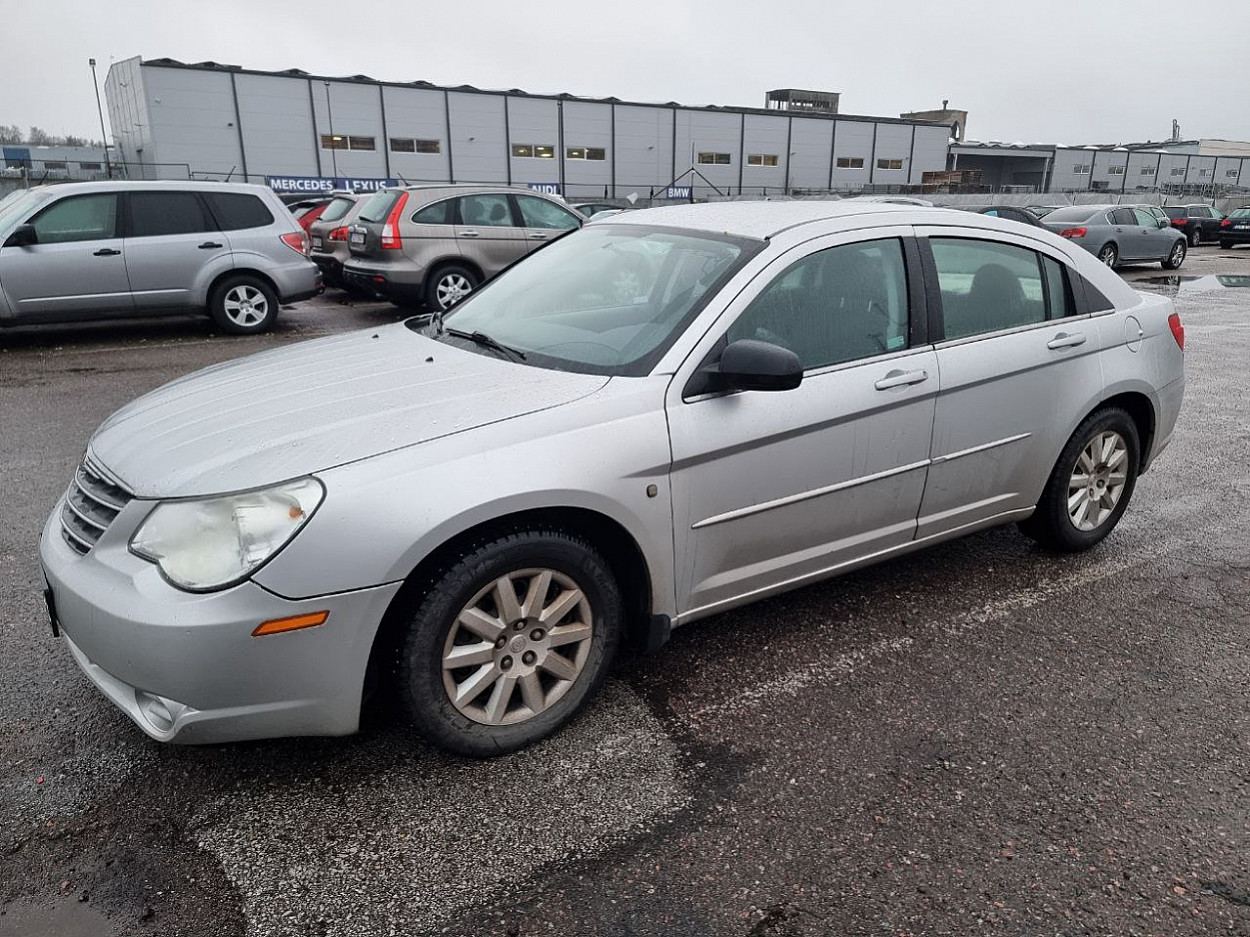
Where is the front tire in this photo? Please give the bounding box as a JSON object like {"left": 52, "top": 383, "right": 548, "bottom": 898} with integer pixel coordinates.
{"left": 395, "top": 530, "right": 623, "bottom": 757}
{"left": 1161, "top": 239, "right": 1187, "bottom": 270}
{"left": 1019, "top": 408, "right": 1140, "bottom": 553}
{"left": 1097, "top": 243, "right": 1119, "bottom": 269}
{"left": 425, "top": 264, "right": 479, "bottom": 313}
{"left": 1220, "top": 240, "right": 1234, "bottom": 250}
{"left": 209, "top": 275, "right": 279, "bottom": 335}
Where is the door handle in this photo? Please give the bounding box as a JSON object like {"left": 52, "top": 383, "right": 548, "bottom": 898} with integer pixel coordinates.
{"left": 874, "top": 369, "right": 928, "bottom": 390}
{"left": 528, "top": 233, "right": 547, "bottom": 240}
{"left": 198, "top": 241, "right": 224, "bottom": 249}
{"left": 93, "top": 248, "right": 121, "bottom": 256}
{"left": 459, "top": 230, "right": 480, "bottom": 238}
{"left": 1047, "top": 332, "right": 1087, "bottom": 350}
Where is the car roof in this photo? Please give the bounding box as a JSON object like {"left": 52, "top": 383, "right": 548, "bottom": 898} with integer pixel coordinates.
{"left": 598, "top": 200, "right": 941, "bottom": 238}
{"left": 22, "top": 179, "right": 276, "bottom": 197}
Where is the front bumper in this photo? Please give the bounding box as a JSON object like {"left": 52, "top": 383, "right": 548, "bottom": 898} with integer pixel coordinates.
{"left": 39, "top": 497, "right": 401, "bottom": 744}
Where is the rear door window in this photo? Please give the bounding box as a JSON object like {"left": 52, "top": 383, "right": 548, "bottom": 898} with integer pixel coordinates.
{"left": 202, "top": 192, "right": 275, "bottom": 230}
{"left": 29, "top": 193, "right": 118, "bottom": 243}
{"left": 458, "top": 194, "right": 517, "bottom": 227}
{"left": 930, "top": 238, "right": 1047, "bottom": 339}
{"left": 410, "top": 199, "right": 453, "bottom": 225}
{"left": 1132, "top": 209, "right": 1157, "bottom": 227}
{"left": 1109, "top": 209, "right": 1136, "bottom": 226}
{"left": 127, "top": 192, "right": 213, "bottom": 237}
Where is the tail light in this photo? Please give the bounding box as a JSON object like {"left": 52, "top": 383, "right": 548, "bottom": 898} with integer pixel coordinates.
{"left": 1221, "top": 219, "right": 1232, "bottom": 227}
{"left": 1168, "top": 312, "right": 1185, "bottom": 350}
{"left": 1059, "top": 227, "right": 1087, "bottom": 239}
{"left": 1171, "top": 218, "right": 1188, "bottom": 226}
{"left": 328, "top": 226, "right": 348, "bottom": 241}
{"left": 280, "top": 231, "right": 309, "bottom": 256}
{"left": 381, "top": 192, "right": 410, "bottom": 250}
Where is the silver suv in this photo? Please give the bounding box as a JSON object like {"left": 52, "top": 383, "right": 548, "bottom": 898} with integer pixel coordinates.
{"left": 342, "top": 184, "right": 582, "bottom": 310}
{"left": 0, "top": 181, "right": 320, "bottom": 334}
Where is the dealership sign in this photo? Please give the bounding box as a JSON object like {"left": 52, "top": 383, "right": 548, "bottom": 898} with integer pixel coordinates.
{"left": 526, "top": 182, "right": 562, "bottom": 195}
{"left": 665, "top": 185, "right": 692, "bottom": 199}
{"left": 266, "top": 175, "right": 399, "bottom": 194}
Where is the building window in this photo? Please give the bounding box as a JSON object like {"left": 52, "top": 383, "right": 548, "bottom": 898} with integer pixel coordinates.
{"left": 43, "top": 160, "right": 68, "bottom": 170}
{"left": 1228, "top": 169, "right": 1240, "bottom": 178}
{"left": 1072, "top": 164, "right": 1091, "bottom": 174}
{"left": 696, "top": 152, "right": 732, "bottom": 165}
{"left": 1108, "top": 164, "right": 1126, "bottom": 175}
{"left": 1140, "top": 165, "right": 1156, "bottom": 175}
{"left": 1199, "top": 168, "right": 1210, "bottom": 177}
{"left": 836, "top": 157, "right": 864, "bottom": 169}
{"left": 1171, "top": 167, "right": 1185, "bottom": 176}
{"left": 79, "top": 161, "right": 102, "bottom": 171}
{"left": 512, "top": 144, "right": 556, "bottom": 159}
{"left": 390, "top": 138, "right": 441, "bottom": 154}
{"left": 321, "top": 135, "right": 374, "bottom": 151}
{"left": 747, "top": 154, "right": 779, "bottom": 167}
{"left": 565, "top": 146, "right": 606, "bottom": 161}
{"left": 876, "top": 158, "right": 904, "bottom": 171}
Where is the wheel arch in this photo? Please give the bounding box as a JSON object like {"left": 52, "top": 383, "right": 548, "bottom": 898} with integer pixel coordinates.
{"left": 205, "top": 267, "right": 279, "bottom": 310}
{"left": 364, "top": 505, "right": 655, "bottom": 705}
{"left": 427, "top": 256, "right": 485, "bottom": 286}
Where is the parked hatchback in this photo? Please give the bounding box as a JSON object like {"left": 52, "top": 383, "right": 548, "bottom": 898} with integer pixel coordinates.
{"left": 1164, "top": 204, "right": 1226, "bottom": 246}
{"left": 40, "top": 202, "right": 1184, "bottom": 757}
{"left": 1218, "top": 207, "right": 1250, "bottom": 249}
{"left": 342, "top": 185, "right": 582, "bottom": 310}
{"left": 1043, "top": 205, "right": 1187, "bottom": 269}
{"left": 0, "top": 181, "right": 320, "bottom": 334}
{"left": 307, "top": 193, "right": 364, "bottom": 289}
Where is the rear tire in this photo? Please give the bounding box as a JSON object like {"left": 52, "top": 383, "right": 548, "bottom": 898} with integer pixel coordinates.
{"left": 208, "top": 275, "right": 279, "bottom": 335}
{"left": 1097, "top": 243, "right": 1119, "bottom": 269}
{"left": 425, "top": 264, "right": 479, "bottom": 313}
{"left": 1161, "top": 240, "right": 1186, "bottom": 270}
{"left": 1188, "top": 227, "right": 1201, "bottom": 247}
{"left": 1220, "top": 240, "right": 1233, "bottom": 250}
{"left": 394, "top": 529, "right": 623, "bottom": 757}
{"left": 1018, "top": 407, "right": 1140, "bottom": 553}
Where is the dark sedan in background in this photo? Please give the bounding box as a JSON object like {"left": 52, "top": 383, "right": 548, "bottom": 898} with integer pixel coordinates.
{"left": 1165, "top": 204, "right": 1226, "bottom": 247}
{"left": 958, "top": 205, "right": 1047, "bottom": 227}
{"left": 1220, "top": 207, "right": 1250, "bottom": 249}
{"left": 1044, "top": 205, "right": 1187, "bottom": 269}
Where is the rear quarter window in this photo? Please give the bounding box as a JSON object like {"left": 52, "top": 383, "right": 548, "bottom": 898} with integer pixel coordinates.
{"left": 203, "top": 192, "right": 275, "bottom": 230}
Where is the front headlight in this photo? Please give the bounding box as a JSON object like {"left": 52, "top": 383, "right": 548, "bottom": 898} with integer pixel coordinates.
{"left": 130, "top": 478, "right": 324, "bottom": 592}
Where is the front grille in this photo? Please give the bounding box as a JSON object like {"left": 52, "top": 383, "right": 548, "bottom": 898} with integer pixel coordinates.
{"left": 60, "top": 459, "right": 133, "bottom": 555}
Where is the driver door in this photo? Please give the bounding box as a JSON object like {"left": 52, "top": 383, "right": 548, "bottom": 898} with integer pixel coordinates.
{"left": 666, "top": 229, "right": 938, "bottom": 619}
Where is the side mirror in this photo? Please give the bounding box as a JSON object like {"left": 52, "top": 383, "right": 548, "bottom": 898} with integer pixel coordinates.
{"left": 4, "top": 223, "right": 37, "bottom": 247}
{"left": 1157, "top": 218, "right": 1171, "bottom": 229}
{"left": 692, "top": 339, "right": 803, "bottom": 396}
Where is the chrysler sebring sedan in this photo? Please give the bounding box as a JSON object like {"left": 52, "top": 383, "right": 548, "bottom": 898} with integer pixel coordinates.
{"left": 40, "top": 202, "right": 1185, "bottom": 757}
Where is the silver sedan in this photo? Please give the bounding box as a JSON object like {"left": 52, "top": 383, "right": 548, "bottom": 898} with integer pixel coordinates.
{"left": 41, "top": 202, "right": 1185, "bottom": 756}
{"left": 1043, "top": 204, "right": 1187, "bottom": 270}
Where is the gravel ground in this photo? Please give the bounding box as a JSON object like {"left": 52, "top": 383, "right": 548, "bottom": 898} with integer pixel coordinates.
{"left": 1, "top": 251, "right": 1248, "bottom": 936}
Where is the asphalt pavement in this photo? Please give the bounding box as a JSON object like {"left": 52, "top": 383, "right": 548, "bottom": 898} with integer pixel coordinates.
{"left": 1, "top": 253, "right": 1248, "bottom": 937}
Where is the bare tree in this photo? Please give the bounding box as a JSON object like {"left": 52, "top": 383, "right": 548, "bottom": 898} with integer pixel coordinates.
{"left": 0, "top": 124, "right": 22, "bottom": 144}
{"left": 28, "top": 126, "right": 52, "bottom": 145}
{"left": 62, "top": 134, "right": 88, "bottom": 147}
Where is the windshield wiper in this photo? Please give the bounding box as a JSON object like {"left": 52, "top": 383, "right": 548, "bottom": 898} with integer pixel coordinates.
{"left": 444, "top": 327, "right": 527, "bottom": 363}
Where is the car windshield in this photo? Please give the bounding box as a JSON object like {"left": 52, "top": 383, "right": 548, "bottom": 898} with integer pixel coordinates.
{"left": 1228, "top": 207, "right": 1250, "bottom": 218}
{"left": 424, "top": 224, "right": 760, "bottom": 376}
{"left": 1045, "top": 207, "right": 1101, "bottom": 223}
{"left": 0, "top": 188, "right": 48, "bottom": 231}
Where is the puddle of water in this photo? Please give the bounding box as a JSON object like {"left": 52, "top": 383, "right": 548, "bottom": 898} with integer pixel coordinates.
{"left": 1134, "top": 274, "right": 1250, "bottom": 295}
{"left": 0, "top": 899, "right": 118, "bottom": 937}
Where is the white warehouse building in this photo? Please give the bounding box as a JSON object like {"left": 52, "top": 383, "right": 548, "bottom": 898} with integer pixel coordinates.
{"left": 103, "top": 57, "right": 954, "bottom": 198}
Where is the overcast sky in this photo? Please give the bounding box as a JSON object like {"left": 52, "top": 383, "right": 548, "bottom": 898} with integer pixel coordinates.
{"left": 3, "top": 0, "right": 1248, "bottom": 146}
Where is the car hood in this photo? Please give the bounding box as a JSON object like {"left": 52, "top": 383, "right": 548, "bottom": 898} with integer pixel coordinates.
{"left": 88, "top": 323, "right": 610, "bottom": 497}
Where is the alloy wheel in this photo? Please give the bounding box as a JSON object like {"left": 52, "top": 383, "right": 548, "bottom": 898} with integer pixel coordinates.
{"left": 1170, "top": 242, "right": 1186, "bottom": 266}
{"left": 223, "top": 285, "right": 269, "bottom": 327}
{"left": 1099, "top": 245, "right": 1117, "bottom": 267}
{"left": 436, "top": 274, "right": 473, "bottom": 310}
{"left": 441, "top": 568, "right": 594, "bottom": 726}
{"left": 1067, "top": 431, "right": 1129, "bottom": 532}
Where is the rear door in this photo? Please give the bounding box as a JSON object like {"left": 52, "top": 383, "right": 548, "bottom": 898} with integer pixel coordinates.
{"left": 1131, "top": 208, "right": 1172, "bottom": 262}
{"left": 453, "top": 193, "right": 530, "bottom": 276}
{"left": 914, "top": 230, "right": 1103, "bottom": 538}
{"left": 0, "top": 191, "right": 132, "bottom": 319}
{"left": 513, "top": 194, "right": 582, "bottom": 250}
{"left": 1107, "top": 208, "right": 1143, "bottom": 259}
{"left": 123, "top": 190, "right": 226, "bottom": 311}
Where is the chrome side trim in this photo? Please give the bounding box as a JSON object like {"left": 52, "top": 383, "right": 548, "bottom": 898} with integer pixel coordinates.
{"left": 691, "top": 458, "right": 932, "bottom": 530}
{"left": 930, "top": 432, "right": 1031, "bottom": 465}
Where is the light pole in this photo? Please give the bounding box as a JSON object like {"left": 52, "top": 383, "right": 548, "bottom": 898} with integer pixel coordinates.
{"left": 323, "top": 81, "right": 338, "bottom": 179}
{"left": 88, "top": 58, "right": 112, "bottom": 178}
